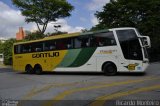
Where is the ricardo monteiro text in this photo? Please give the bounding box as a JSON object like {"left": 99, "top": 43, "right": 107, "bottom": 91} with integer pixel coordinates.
{"left": 116, "top": 100, "right": 160, "bottom": 106}
{"left": 116, "top": 100, "right": 136, "bottom": 106}
{"left": 32, "top": 52, "right": 59, "bottom": 58}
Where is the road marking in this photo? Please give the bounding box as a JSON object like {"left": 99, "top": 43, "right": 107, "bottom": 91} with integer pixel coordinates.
{"left": 43, "top": 77, "right": 159, "bottom": 106}
{"left": 18, "top": 86, "right": 39, "bottom": 106}
{"left": 22, "top": 81, "right": 112, "bottom": 100}
{"left": 18, "top": 82, "right": 81, "bottom": 106}
{"left": 21, "top": 79, "right": 120, "bottom": 100}
{"left": 22, "top": 85, "right": 53, "bottom": 100}
{"left": 90, "top": 84, "right": 160, "bottom": 106}
{"left": 22, "top": 82, "right": 80, "bottom": 100}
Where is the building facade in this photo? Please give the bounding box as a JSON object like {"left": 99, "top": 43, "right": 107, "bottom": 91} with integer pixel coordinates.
{"left": 16, "top": 27, "right": 26, "bottom": 40}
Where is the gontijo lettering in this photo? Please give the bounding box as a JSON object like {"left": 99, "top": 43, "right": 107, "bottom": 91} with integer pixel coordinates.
{"left": 32, "top": 52, "right": 59, "bottom": 58}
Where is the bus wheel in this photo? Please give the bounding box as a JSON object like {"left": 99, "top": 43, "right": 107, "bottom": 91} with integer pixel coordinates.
{"left": 103, "top": 63, "right": 117, "bottom": 76}
{"left": 34, "top": 65, "right": 42, "bottom": 75}
{"left": 25, "top": 65, "right": 33, "bottom": 74}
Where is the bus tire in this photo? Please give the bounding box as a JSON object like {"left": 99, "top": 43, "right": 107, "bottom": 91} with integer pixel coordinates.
{"left": 103, "top": 63, "right": 117, "bottom": 76}
{"left": 25, "top": 65, "right": 33, "bottom": 74}
{"left": 34, "top": 64, "right": 42, "bottom": 75}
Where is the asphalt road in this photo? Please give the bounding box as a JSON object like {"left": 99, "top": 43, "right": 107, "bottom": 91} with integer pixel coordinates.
{"left": 0, "top": 63, "right": 160, "bottom": 106}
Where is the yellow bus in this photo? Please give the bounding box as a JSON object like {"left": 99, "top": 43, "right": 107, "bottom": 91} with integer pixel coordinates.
{"left": 13, "top": 28, "right": 151, "bottom": 75}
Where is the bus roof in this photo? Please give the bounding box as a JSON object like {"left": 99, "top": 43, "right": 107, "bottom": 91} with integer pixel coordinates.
{"left": 14, "top": 29, "right": 109, "bottom": 45}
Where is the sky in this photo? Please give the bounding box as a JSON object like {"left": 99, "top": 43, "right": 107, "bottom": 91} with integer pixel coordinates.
{"left": 0, "top": 0, "right": 110, "bottom": 39}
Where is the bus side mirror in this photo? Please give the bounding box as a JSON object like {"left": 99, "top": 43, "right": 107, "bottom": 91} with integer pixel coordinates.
{"left": 140, "top": 36, "right": 151, "bottom": 48}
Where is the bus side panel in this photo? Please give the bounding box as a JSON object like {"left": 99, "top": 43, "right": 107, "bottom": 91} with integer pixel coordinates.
{"left": 95, "top": 46, "right": 119, "bottom": 72}
{"left": 54, "top": 56, "right": 96, "bottom": 72}
{"left": 54, "top": 46, "right": 120, "bottom": 72}
{"left": 43, "top": 50, "right": 68, "bottom": 71}
{"left": 13, "top": 50, "right": 68, "bottom": 72}
{"left": 13, "top": 54, "right": 25, "bottom": 72}
{"left": 55, "top": 48, "right": 97, "bottom": 72}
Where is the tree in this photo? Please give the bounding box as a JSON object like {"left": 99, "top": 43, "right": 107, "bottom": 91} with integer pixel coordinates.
{"left": 93, "top": 0, "right": 160, "bottom": 61}
{"left": 46, "top": 31, "right": 68, "bottom": 36}
{"left": 12, "top": 0, "right": 74, "bottom": 34}
{"left": 24, "top": 32, "right": 45, "bottom": 40}
{"left": 0, "top": 41, "right": 3, "bottom": 53}
{"left": 2, "top": 39, "right": 17, "bottom": 65}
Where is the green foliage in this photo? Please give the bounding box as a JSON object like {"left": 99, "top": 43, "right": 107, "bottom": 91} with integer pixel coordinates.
{"left": 0, "top": 41, "right": 3, "bottom": 53}
{"left": 12, "top": 0, "right": 74, "bottom": 34}
{"left": 2, "top": 39, "right": 16, "bottom": 65}
{"left": 81, "top": 29, "right": 89, "bottom": 33}
{"left": 46, "top": 31, "right": 68, "bottom": 36}
{"left": 25, "top": 32, "right": 45, "bottom": 40}
{"left": 93, "top": 0, "right": 160, "bottom": 61}
{"left": 90, "top": 24, "right": 108, "bottom": 31}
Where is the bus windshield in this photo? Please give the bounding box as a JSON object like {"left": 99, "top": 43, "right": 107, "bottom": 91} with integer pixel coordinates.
{"left": 135, "top": 29, "right": 149, "bottom": 59}
{"left": 116, "top": 29, "right": 143, "bottom": 60}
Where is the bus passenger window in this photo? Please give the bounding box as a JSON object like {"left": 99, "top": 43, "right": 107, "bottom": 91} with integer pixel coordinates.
{"left": 31, "top": 42, "right": 43, "bottom": 52}
{"left": 49, "top": 42, "right": 56, "bottom": 50}
{"left": 22, "top": 44, "right": 31, "bottom": 53}
{"left": 35, "top": 48, "right": 42, "bottom": 52}
{"left": 66, "top": 38, "right": 73, "bottom": 49}
{"left": 81, "top": 39, "right": 88, "bottom": 47}
{"left": 14, "top": 46, "right": 18, "bottom": 54}
{"left": 90, "top": 36, "right": 98, "bottom": 47}
{"left": 80, "top": 36, "right": 90, "bottom": 48}
{"left": 94, "top": 31, "right": 116, "bottom": 46}
{"left": 56, "top": 40, "right": 66, "bottom": 50}
{"left": 50, "top": 45, "right": 56, "bottom": 50}
{"left": 44, "top": 40, "right": 56, "bottom": 51}
{"left": 74, "top": 37, "right": 81, "bottom": 48}
{"left": 44, "top": 47, "right": 49, "bottom": 51}
{"left": 96, "top": 37, "right": 104, "bottom": 46}
{"left": 14, "top": 45, "right": 21, "bottom": 54}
